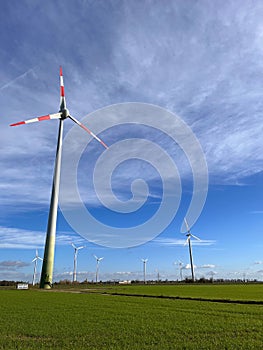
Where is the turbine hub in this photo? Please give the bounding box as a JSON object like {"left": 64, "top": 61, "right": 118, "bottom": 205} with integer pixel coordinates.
{"left": 60, "top": 108, "right": 70, "bottom": 119}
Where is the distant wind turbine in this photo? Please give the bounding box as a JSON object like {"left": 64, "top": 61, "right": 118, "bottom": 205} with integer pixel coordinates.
{"left": 94, "top": 255, "right": 104, "bottom": 283}
{"left": 174, "top": 260, "right": 184, "bottom": 281}
{"left": 184, "top": 218, "right": 201, "bottom": 282}
{"left": 32, "top": 249, "right": 43, "bottom": 286}
{"left": 141, "top": 258, "right": 148, "bottom": 284}
{"left": 10, "top": 67, "right": 108, "bottom": 289}
{"left": 71, "top": 243, "right": 85, "bottom": 282}
{"left": 208, "top": 270, "right": 217, "bottom": 282}
{"left": 155, "top": 268, "right": 160, "bottom": 282}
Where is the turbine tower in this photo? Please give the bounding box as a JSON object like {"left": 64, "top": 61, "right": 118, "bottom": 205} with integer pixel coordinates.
{"left": 141, "top": 258, "right": 148, "bottom": 284}
{"left": 32, "top": 249, "right": 43, "bottom": 286}
{"left": 155, "top": 268, "right": 160, "bottom": 282}
{"left": 71, "top": 243, "right": 85, "bottom": 283}
{"left": 10, "top": 67, "right": 108, "bottom": 289}
{"left": 184, "top": 218, "right": 201, "bottom": 282}
{"left": 174, "top": 260, "right": 184, "bottom": 281}
{"left": 178, "top": 261, "right": 184, "bottom": 281}
{"left": 94, "top": 255, "right": 104, "bottom": 283}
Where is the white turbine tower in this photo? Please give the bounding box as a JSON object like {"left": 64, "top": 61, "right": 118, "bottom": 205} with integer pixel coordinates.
{"left": 10, "top": 67, "right": 108, "bottom": 289}
{"left": 141, "top": 258, "right": 148, "bottom": 284}
{"left": 32, "top": 249, "right": 43, "bottom": 286}
{"left": 174, "top": 260, "right": 184, "bottom": 281}
{"left": 71, "top": 243, "right": 85, "bottom": 283}
{"left": 94, "top": 255, "right": 104, "bottom": 283}
{"left": 184, "top": 218, "right": 201, "bottom": 282}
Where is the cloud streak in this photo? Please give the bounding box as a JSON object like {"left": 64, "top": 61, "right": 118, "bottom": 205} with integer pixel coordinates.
{"left": 0, "top": 226, "right": 85, "bottom": 249}
{"left": 152, "top": 237, "right": 216, "bottom": 247}
{"left": 0, "top": 260, "right": 29, "bottom": 270}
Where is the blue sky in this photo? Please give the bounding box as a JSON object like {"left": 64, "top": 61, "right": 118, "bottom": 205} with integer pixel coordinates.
{"left": 0, "top": 0, "right": 263, "bottom": 283}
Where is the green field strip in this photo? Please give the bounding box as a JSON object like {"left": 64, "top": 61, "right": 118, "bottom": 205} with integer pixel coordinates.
{"left": 98, "top": 291, "right": 263, "bottom": 305}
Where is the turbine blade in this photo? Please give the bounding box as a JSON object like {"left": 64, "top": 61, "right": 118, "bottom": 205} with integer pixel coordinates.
{"left": 184, "top": 218, "right": 190, "bottom": 233}
{"left": 184, "top": 237, "right": 190, "bottom": 246}
{"left": 191, "top": 233, "right": 201, "bottom": 241}
{"left": 68, "top": 115, "right": 109, "bottom": 149}
{"left": 10, "top": 113, "right": 61, "bottom": 127}
{"left": 32, "top": 258, "right": 37, "bottom": 262}
{"left": 94, "top": 255, "right": 98, "bottom": 260}
{"left": 60, "top": 66, "right": 66, "bottom": 110}
{"left": 38, "top": 257, "right": 43, "bottom": 261}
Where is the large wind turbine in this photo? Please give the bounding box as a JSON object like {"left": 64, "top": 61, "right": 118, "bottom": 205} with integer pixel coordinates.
{"left": 184, "top": 218, "right": 201, "bottom": 282}
{"left": 32, "top": 249, "right": 43, "bottom": 286}
{"left": 10, "top": 67, "right": 108, "bottom": 289}
{"left": 94, "top": 255, "right": 104, "bottom": 283}
{"left": 141, "top": 258, "right": 148, "bottom": 284}
{"left": 71, "top": 243, "right": 85, "bottom": 283}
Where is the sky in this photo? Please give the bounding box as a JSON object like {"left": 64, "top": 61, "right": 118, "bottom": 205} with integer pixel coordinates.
{"left": 0, "top": 0, "right": 263, "bottom": 283}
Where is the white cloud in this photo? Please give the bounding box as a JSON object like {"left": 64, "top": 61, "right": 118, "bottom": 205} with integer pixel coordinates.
{"left": 153, "top": 237, "right": 216, "bottom": 247}
{"left": 0, "top": 260, "right": 29, "bottom": 270}
{"left": 0, "top": 226, "right": 85, "bottom": 249}
{"left": 199, "top": 264, "right": 216, "bottom": 269}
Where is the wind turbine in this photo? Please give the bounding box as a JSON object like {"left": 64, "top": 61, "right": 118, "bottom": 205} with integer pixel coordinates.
{"left": 183, "top": 218, "right": 201, "bottom": 282}
{"left": 10, "top": 67, "right": 108, "bottom": 289}
{"left": 208, "top": 270, "right": 217, "bottom": 282}
{"left": 155, "top": 268, "right": 160, "bottom": 282}
{"left": 141, "top": 258, "right": 148, "bottom": 284}
{"left": 94, "top": 255, "right": 104, "bottom": 283}
{"left": 174, "top": 260, "right": 184, "bottom": 281}
{"left": 71, "top": 243, "right": 85, "bottom": 283}
{"left": 32, "top": 249, "right": 43, "bottom": 286}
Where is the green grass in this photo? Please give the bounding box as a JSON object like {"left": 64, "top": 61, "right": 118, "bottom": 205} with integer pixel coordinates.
{"left": 90, "top": 283, "right": 263, "bottom": 302}
{"left": 0, "top": 286, "right": 262, "bottom": 349}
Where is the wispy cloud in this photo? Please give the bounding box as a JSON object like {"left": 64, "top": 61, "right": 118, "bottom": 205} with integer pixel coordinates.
{"left": 153, "top": 237, "right": 216, "bottom": 247}
{"left": 199, "top": 264, "right": 216, "bottom": 269}
{"left": 0, "top": 226, "right": 85, "bottom": 249}
{"left": 0, "top": 67, "right": 38, "bottom": 91}
{"left": 0, "top": 260, "right": 29, "bottom": 270}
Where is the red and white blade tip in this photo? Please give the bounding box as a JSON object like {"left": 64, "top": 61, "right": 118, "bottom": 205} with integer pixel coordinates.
{"left": 10, "top": 113, "right": 61, "bottom": 127}
{"left": 60, "top": 67, "right": 65, "bottom": 99}
{"left": 68, "top": 115, "right": 109, "bottom": 149}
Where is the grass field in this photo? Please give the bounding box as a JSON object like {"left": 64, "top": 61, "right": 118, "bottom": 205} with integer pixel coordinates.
{"left": 82, "top": 283, "right": 263, "bottom": 302}
{"left": 0, "top": 284, "right": 262, "bottom": 349}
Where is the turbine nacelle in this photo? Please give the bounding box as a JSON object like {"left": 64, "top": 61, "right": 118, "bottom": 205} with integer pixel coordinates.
{"left": 60, "top": 108, "right": 70, "bottom": 120}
